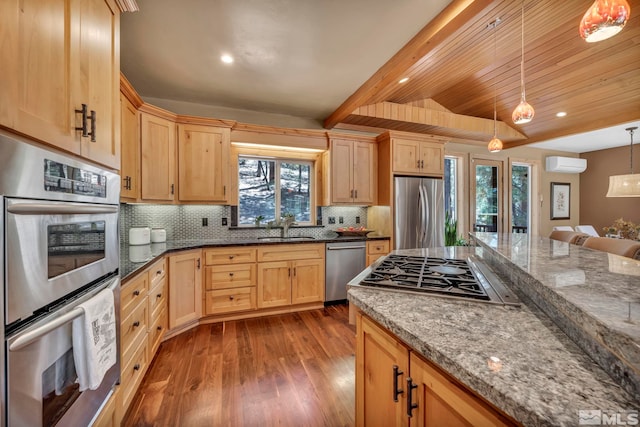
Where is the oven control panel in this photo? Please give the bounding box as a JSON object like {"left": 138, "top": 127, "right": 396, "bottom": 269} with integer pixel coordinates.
{"left": 44, "top": 159, "right": 107, "bottom": 198}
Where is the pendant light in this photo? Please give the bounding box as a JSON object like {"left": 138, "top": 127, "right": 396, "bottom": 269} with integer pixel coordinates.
{"left": 487, "top": 18, "right": 503, "bottom": 153}
{"left": 606, "top": 126, "right": 640, "bottom": 197}
{"left": 512, "top": 0, "right": 534, "bottom": 125}
{"left": 579, "top": 0, "right": 631, "bottom": 43}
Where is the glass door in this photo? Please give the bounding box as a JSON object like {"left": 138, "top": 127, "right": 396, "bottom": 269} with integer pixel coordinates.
{"left": 471, "top": 158, "right": 503, "bottom": 233}
{"left": 510, "top": 163, "right": 531, "bottom": 233}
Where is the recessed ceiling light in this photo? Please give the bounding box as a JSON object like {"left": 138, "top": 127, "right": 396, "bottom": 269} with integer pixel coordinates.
{"left": 221, "top": 54, "right": 234, "bottom": 64}
{"left": 398, "top": 77, "right": 409, "bottom": 84}
{"left": 556, "top": 111, "right": 567, "bottom": 117}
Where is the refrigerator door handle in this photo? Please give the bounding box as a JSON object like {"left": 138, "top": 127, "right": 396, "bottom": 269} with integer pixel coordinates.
{"left": 418, "top": 184, "right": 428, "bottom": 245}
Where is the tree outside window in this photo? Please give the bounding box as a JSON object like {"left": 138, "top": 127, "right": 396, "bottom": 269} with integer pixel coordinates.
{"left": 238, "top": 157, "right": 312, "bottom": 225}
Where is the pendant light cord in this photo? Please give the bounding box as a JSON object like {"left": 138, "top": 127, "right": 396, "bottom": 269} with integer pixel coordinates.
{"left": 520, "top": 0, "right": 526, "bottom": 100}
{"left": 629, "top": 127, "right": 636, "bottom": 174}
{"left": 493, "top": 20, "right": 498, "bottom": 137}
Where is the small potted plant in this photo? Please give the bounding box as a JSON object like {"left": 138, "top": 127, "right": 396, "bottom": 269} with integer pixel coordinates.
{"left": 254, "top": 215, "right": 264, "bottom": 227}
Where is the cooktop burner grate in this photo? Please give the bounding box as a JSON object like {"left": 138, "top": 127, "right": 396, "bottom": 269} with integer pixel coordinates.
{"left": 357, "top": 255, "right": 520, "bottom": 306}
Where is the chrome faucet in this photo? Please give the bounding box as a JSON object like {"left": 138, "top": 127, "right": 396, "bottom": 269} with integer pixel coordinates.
{"left": 280, "top": 214, "right": 296, "bottom": 238}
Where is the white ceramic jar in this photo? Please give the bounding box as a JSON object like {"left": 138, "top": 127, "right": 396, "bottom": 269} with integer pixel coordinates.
{"left": 150, "top": 228, "right": 167, "bottom": 243}
{"left": 129, "top": 227, "right": 151, "bottom": 245}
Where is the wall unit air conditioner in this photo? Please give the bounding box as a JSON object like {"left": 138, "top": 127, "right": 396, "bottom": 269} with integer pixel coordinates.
{"left": 545, "top": 156, "right": 587, "bottom": 173}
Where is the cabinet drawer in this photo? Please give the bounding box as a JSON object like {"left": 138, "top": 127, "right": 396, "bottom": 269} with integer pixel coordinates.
{"left": 121, "top": 273, "right": 148, "bottom": 320}
{"left": 204, "top": 247, "right": 256, "bottom": 265}
{"left": 204, "top": 264, "right": 256, "bottom": 290}
{"left": 121, "top": 340, "right": 149, "bottom": 414}
{"left": 148, "top": 308, "right": 167, "bottom": 361}
{"left": 258, "top": 243, "right": 325, "bottom": 262}
{"left": 148, "top": 257, "right": 167, "bottom": 288}
{"left": 205, "top": 287, "right": 256, "bottom": 315}
{"left": 367, "top": 240, "right": 390, "bottom": 254}
{"left": 148, "top": 276, "right": 167, "bottom": 323}
{"left": 121, "top": 299, "right": 148, "bottom": 366}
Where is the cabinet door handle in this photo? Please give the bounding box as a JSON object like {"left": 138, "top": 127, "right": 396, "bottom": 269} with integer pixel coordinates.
{"left": 355, "top": 189, "right": 358, "bottom": 199}
{"left": 157, "top": 326, "right": 163, "bottom": 331}
{"left": 197, "top": 258, "right": 201, "bottom": 270}
{"left": 133, "top": 321, "right": 140, "bottom": 328}
{"left": 75, "top": 104, "right": 89, "bottom": 137}
{"left": 293, "top": 267, "right": 296, "bottom": 276}
{"left": 416, "top": 160, "right": 420, "bottom": 168}
{"left": 156, "top": 270, "right": 162, "bottom": 276}
{"left": 393, "top": 365, "right": 404, "bottom": 402}
{"left": 288, "top": 268, "right": 291, "bottom": 277}
{"left": 156, "top": 293, "right": 162, "bottom": 299}
{"left": 133, "top": 290, "right": 140, "bottom": 296}
{"left": 133, "top": 363, "right": 141, "bottom": 371}
{"left": 171, "top": 184, "right": 175, "bottom": 195}
{"left": 89, "top": 109, "right": 96, "bottom": 142}
{"left": 406, "top": 377, "right": 418, "bottom": 417}
{"left": 420, "top": 160, "right": 424, "bottom": 169}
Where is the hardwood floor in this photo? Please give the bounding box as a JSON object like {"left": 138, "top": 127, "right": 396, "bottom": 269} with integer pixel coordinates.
{"left": 123, "top": 305, "right": 356, "bottom": 426}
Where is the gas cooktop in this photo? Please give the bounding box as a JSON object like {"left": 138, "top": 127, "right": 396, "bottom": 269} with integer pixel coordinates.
{"left": 357, "top": 254, "right": 520, "bottom": 306}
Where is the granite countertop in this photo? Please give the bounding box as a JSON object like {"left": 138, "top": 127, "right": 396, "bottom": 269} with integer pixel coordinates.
{"left": 347, "top": 244, "right": 639, "bottom": 427}
{"left": 120, "top": 235, "right": 389, "bottom": 281}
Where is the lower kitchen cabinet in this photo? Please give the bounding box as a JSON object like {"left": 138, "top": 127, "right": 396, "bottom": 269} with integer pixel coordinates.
{"left": 119, "top": 257, "right": 167, "bottom": 417}
{"left": 168, "top": 249, "right": 202, "bottom": 329}
{"left": 91, "top": 386, "right": 121, "bottom": 427}
{"left": 203, "top": 246, "right": 258, "bottom": 315}
{"left": 257, "top": 244, "right": 325, "bottom": 309}
{"left": 356, "top": 312, "right": 517, "bottom": 427}
{"left": 366, "top": 239, "right": 390, "bottom": 266}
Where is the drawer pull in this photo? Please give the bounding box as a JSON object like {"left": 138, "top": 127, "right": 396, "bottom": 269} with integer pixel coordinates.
{"left": 133, "top": 364, "right": 141, "bottom": 371}
{"left": 229, "top": 255, "right": 235, "bottom": 260}
{"left": 156, "top": 270, "right": 162, "bottom": 275}
{"left": 229, "top": 272, "right": 234, "bottom": 277}
{"left": 229, "top": 295, "right": 234, "bottom": 300}
{"left": 133, "top": 321, "right": 140, "bottom": 328}
{"left": 156, "top": 293, "right": 162, "bottom": 299}
{"left": 133, "top": 290, "right": 140, "bottom": 296}
{"left": 157, "top": 326, "right": 163, "bottom": 331}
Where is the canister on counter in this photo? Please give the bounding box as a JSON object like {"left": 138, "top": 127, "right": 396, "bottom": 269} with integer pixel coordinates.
{"left": 151, "top": 228, "right": 167, "bottom": 243}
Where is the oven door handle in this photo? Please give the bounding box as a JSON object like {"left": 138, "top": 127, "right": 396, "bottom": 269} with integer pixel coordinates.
{"left": 7, "top": 203, "right": 118, "bottom": 215}
{"left": 8, "top": 278, "right": 119, "bottom": 352}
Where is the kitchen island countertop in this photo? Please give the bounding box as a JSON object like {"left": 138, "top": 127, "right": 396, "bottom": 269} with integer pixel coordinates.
{"left": 348, "top": 243, "right": 639, "bottom": 427}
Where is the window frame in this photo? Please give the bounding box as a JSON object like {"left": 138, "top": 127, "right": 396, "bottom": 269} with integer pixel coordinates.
{"left": 237, "top": 154, "right": 315, "bottom": 226}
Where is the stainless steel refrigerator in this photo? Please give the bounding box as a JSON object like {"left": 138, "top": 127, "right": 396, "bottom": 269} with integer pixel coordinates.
{"left": 394, "top": 176, "right": 444, "bottom": 250}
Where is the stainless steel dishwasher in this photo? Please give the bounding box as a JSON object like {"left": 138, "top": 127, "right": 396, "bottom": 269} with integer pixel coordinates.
{"left": 325, "top": 240, "right": 366, "bottom": 304}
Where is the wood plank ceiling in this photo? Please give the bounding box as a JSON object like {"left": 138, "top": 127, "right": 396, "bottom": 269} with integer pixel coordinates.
{"left": 326, "top": 0, "right": 640, "bottom": 149}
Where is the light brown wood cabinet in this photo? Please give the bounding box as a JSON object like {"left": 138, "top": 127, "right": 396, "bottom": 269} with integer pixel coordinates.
{"left": 392, "top": 138, "right": 444, "bottom": 177}
{"left": 366, "top": 239, "right": 390, "bottom": 266}
{"left": 257, "top": 244, "right": 325, "bottom": 309}
{"left": 0, "top": 0, "right": 121, "bottom": 169}
{"left": 356, "top": 312, "right": 517, "bottom": 427}
{"left": 203, "top": 247, "right": 257, "bottom": 315}
{"left": 177, "top": 123, "right": 230, "bottom": 203}
{"left": 140, "top": 112, "right": 176, "bottom": 201}
{"left": 92, "top": 386, "right": 121, "bottom": 427}
{"left": 168, "top": 250, "right": 202, "bottom": 329}
{"left": 119, "top": 257, "right": 167, "bottom": 416}
{"left": 120, "top": 93, "right": 139, "bottom": 200}
{"left": 323, "top": 137, "right": 377, "bottom": 205}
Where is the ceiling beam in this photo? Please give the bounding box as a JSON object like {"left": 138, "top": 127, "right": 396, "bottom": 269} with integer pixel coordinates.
{"left": 323, "top": 0, "right": 494, "bottom": 130}
{"left": 343, "top": 101, "right": 525, "bottom": 143}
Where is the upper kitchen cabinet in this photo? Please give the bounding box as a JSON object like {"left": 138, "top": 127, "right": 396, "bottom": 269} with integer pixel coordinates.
{"left": 120, "top": 91, "right": 139, "bottom": 201}
{"left": 139, "top": 106, "right": 177, "bottom": 202}
{"left": 378, "top": 131, "right": 445, "bottom": 178}
{"left": 322, "top": 136, "right": 377, "bottom": 206}
{"left": 0, "top": 0, "right": 121, "bottom": 169}
{"left": 177, "top": 122, "right": 231, "bottom": 203}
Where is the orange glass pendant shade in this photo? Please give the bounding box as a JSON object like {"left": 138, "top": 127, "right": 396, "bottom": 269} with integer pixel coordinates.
{"left": 487, "top": 136, "right": 503, "bottom": 153}
{"left": 579, "top": 0, "right": 631, "bottom": 42}
{"left": 512, "top": 99, "right": 535, "bottom": 124}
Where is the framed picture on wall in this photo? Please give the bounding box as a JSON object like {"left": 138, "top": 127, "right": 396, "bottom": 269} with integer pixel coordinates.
{"left": 551, "top": 182, "right": 570, "bottom": 220}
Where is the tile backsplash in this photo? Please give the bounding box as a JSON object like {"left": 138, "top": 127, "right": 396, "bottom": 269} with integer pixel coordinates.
{"left": 120, "top": 204, "right": 368, "bottom": 244}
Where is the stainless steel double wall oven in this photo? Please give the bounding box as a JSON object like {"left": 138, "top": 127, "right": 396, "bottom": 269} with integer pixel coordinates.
{"left": 0, "top": 130, "right": 120, "bottom": 426}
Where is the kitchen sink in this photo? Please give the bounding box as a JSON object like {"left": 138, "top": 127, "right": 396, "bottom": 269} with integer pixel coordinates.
{"left": 257, "top": 236, "right": 315, "bottom": 242}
